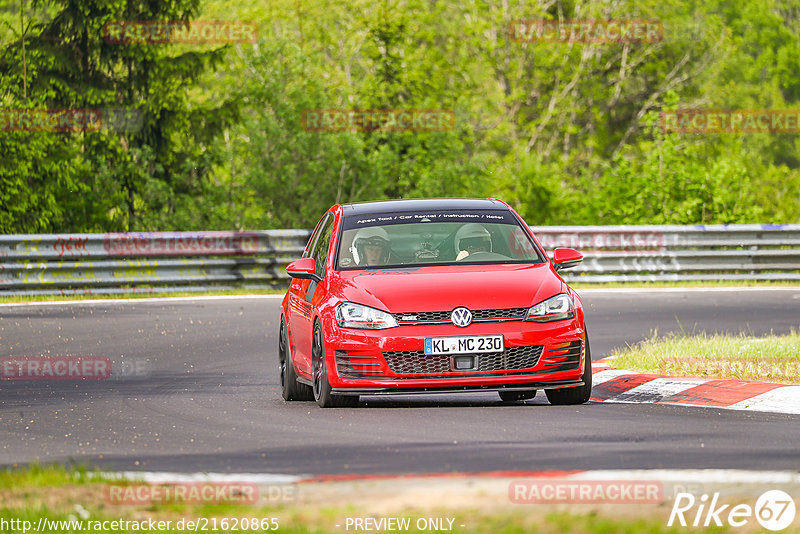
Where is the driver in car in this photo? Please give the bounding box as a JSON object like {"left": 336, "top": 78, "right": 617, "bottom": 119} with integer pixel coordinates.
{"left": 351, "top": 227, "right": 392, "bottom": 266}
{"left": 455, "top": 223, "right": 492, "bottom": 260}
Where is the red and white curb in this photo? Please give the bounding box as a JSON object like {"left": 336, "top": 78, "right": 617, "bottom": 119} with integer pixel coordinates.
{"left": 591, "top": 358, "right": 800, "bottom": 415}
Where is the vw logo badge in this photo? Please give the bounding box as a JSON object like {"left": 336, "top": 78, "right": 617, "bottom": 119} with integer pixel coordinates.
{"left": 451, "top": 307, "right": 473, "bottom": 327}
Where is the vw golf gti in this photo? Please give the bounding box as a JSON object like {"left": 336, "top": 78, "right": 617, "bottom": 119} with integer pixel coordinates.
{"left": 279, "top": 198, "right": 590, "bottom": 407}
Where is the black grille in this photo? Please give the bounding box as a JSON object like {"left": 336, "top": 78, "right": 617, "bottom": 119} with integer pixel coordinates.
{"left": 393, "top": 307, "right": 527, "bottom": 325}
{"left": 473, "top": 308, "right": 528, "bottom": 320}
{"left": 383, "top": 345, "right": 543, "bottom": 376}
{"left": 383, "top": 351, "right": 450, "bottom": 374}
{"left": 394, "top": 311, "right": 451, "bottom": 323}
{"left": 539, "top": 341, "right": 582, "bottom": 373}
{"left": 482, "top": 345, "right": 543, "bottom": 370}
{"left": 335, "top": 350, "right": 384, "bottom": 378}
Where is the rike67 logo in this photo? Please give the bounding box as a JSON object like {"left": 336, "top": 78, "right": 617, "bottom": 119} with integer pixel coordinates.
{"left": 669, "top": 490, "right": 796, "bottom": 531}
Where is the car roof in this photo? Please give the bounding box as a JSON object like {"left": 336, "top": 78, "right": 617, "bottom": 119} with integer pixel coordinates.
{"left": 340, "top": 198, "right": 507, "bottom": 216}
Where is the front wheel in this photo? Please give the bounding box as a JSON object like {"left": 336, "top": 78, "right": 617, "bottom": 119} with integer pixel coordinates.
{"left": 279, "top": 318, "right": 313, "bottom": 401}
{"left": 312, "top": 322, "right": 359, "bottom": 408}
{"left": 545, "top": 334, "right": 592, "bottom": 405}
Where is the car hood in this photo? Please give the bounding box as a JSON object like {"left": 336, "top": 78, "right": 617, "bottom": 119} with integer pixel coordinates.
{"left": 333, "top": 263, "right": 565, "bottom": 312}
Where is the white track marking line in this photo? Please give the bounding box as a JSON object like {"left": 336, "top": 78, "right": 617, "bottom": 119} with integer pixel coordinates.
{"left": 87, "top": 469, "right": 800, "bottom": 485}
{"left": 3, "top": 287, "right": 798, "bottom": 307}
{"left": 569, "top": 469, "right": 800, "bottom": 484}
{"left": 0, "top": 294, "right": 283, "bottom": 308}
{"left": 96, "top": 469, "right": 800, "bottom": 485}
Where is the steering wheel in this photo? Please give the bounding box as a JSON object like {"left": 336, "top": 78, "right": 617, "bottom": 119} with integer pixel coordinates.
{"left": 455, "top": 251, "right": 511, "bottom": 261}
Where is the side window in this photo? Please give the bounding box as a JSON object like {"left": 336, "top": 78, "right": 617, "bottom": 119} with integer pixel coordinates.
{"left": 310, "top": 213, "right": 335, "bottom": 279}
{"left": 302, "top": 217, "right": 326, "bottom": 259}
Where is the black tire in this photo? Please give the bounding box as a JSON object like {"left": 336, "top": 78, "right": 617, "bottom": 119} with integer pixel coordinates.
{"left": 279, "top": 317, "right": 313, "bottom": 401}
{"left": 499, "top": 390, "right": 537, "bottom": 402}
{"left": 545, "top": 334, "right": 593, "bottom": 405}
{"left": 312, "top": 322, "right": 359, "bottom": 408}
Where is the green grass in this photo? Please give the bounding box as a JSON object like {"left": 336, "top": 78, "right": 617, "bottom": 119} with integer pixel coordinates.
{"left": 0, "top": 464, "right": 726, "bottom": 533}
{"left": 0, "top": 463, "right": 121, "bottom": 489}
{"left": 610, "top": 330, "right": 800, "bottom": 384}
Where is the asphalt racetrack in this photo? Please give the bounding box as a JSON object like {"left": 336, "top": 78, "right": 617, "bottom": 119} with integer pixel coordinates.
{"left": 1, "top": 289, "right": 799, "bottom": 475}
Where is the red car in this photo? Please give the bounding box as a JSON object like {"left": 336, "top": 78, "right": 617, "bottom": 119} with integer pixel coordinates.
{"left": 279, "top": 198, "right": 590, "bottom": 408}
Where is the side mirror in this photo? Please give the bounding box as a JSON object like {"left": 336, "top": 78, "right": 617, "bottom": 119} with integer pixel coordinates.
{"left": 286, "top": 257, "right": 319, "bottom": 280}
{"left": 553, "top": 248, "right": 583, "bottom": 271}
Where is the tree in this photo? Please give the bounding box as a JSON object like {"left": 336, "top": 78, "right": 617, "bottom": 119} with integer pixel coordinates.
{"left": 0, "top": 0, "right": 237, "bottom": 231}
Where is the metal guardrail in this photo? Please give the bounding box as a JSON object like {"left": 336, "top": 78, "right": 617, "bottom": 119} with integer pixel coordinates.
{"left": 0, "top": 231, "right": 311, "bottom": 296}
{"left": 533, "top": 224, "right": 800, "bottom": 282}
{"left": 1, "top": 225, "right": 799, "bottom": 295}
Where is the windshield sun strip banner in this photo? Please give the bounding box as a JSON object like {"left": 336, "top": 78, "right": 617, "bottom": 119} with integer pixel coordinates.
{"left": 340, "top": 210, "right": 518, "bottom": 231}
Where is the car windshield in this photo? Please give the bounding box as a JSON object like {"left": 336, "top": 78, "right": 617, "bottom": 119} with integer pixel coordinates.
{"left": 337, "top": 209, "right": 545, "bottom": 269}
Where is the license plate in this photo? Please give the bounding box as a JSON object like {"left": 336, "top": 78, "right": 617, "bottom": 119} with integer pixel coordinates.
{"left": 424, "top": 335, "right": 504, "bottom": 355}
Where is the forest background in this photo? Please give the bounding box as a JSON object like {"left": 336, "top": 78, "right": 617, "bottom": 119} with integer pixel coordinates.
{"left": 2, "top": 0, "right": 799, "bottom": 233}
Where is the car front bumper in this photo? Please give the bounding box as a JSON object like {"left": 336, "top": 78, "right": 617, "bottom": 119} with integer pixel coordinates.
{"left": 322, "top": 317, "right": 586, "bottom": 394}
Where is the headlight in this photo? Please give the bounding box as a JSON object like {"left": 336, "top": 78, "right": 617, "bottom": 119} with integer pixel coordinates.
{"left": 525, "top": 294, "right": 575, "bottom": 322}
{"left": 335, "top": 302, "right": 398, "bottom": 329}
